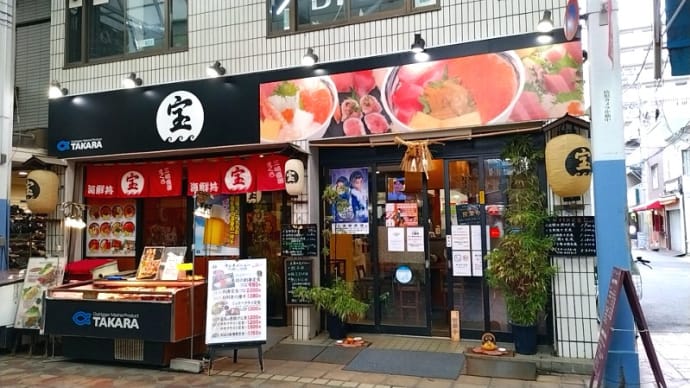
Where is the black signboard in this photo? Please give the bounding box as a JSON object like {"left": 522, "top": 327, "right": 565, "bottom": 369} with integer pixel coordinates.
{"left": 544, "top": 216, "right": 596, "bottom": 256}
{"left": 44, "top": 299, "right": 173, "bottom": 342}
{"left": 281, "top": 224, "right": 318, "bottom": 257}
{"left": 590, "top": 267, "right": 666, "bottom": 388}
{"left": 285, "top": 259, "right": 313, "bottom": 305}
{"left": 456, "top": 204, "right": 481, "bottom": 225}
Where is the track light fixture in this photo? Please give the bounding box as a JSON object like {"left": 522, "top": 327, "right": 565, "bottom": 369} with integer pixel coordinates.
{"left": 302, "top": 48, "right": 318, "bottom": 66}
{"left": 207, "top": 61, "right": 226, "bottom": 77}
{"left": 536, "top": 10, "right": 554, "bottom": 33}
{"left": 48, "top": 80, "right": 68, "bottom": 99}
{"left": 411, "top": 33, "right": 426, "bottom": 53}
{"left": 122, "top": 72, "right": 143, "bottom": 88}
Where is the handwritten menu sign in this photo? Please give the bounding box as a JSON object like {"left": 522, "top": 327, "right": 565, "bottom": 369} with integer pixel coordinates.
{"left": 544, "top": 216, "right": 596, "bottom": 256}
{"left": 206, "top": 258, "right": 267, "bottom": 345}
{"left": 281, "top": 224, "right": 318, "bottom": 257}
{"left": 285, "top": 259, "right": 313, "bottom": 305}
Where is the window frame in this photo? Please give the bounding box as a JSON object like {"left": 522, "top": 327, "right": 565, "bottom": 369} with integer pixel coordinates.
{"left": 63, "top": 0, "right": 188, "bottom": 68}
{"left": 650, "top": 163, "right": 659, "bottom": 190}
{"left": 266, "top": 0, "right": 440, "bottom": 38}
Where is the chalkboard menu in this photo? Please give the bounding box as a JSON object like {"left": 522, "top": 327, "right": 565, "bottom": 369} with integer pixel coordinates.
{"left": 285, "top": 259, "right": 314, "bottom": 305}
{"left": 544, "top": 216, "right": 596, "bottom": 256}
{"left": 281, "top": 224, "right": 318, "bottom": 257}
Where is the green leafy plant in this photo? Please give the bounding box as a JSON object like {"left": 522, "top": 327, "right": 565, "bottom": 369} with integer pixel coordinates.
{"left": 293, "top": 278, "right": 369, "bottom": 322}
{"left": 484, "top": 136, "right": 556, "bottom": 326}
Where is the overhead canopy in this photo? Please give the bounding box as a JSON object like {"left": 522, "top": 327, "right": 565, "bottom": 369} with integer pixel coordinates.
{"left": 630, "top": 195, "right": 679, "bottom": 212}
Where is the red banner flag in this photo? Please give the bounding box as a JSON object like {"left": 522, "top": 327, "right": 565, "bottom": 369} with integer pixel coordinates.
{"left": 115, "top": 165, "right": 149, "bottom": 198}
{"left": 84, "top": 165, "right": 118, "bottom": 198}
{"left": 220, "top": 158, "right": 256, "bottom": 194}
{"left": 186, "top": 160, "right": 222, "bottom": 196}
{"left": 148, "top": 162, "right": 183, "bottom": 197}
{"left": 254, "top": 154, "right": 288, "bottom": 191}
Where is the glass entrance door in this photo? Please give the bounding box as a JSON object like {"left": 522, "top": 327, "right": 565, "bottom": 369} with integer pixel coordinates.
{"left": 375, "top": 168, "right": 429, "bottom": 330}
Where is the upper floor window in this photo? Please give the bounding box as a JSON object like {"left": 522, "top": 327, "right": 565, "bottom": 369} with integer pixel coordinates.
{"left": 66, "top": 0, "right": 188, "bottom": 65}
{"left": 651, "top": 163, "right": 659, "bottom": 190}
{"left": 267, "top": 0, "right": 438, "bottom": 35}
{"left": 683, "top": 149, "right": 690, "bottom": 176}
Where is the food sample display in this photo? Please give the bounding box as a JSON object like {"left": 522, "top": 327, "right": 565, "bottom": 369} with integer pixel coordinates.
{"left": 44, "top": 279, "right": 206, "bottom": 366}
{"left": 136, "top": 246, "right": 164, "bottom": 279}
{"left": 14, "top": 257, "right": 65, "bottom": 330}
{"left": 86, "top": 199, "right": 136, "bottom": 257}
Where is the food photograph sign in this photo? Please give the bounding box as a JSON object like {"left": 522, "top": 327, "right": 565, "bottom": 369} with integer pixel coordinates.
{"left": 86, "top": 199, "right": 136, "bottom": 257}
{"left": 259, "top": 41, "right": 584, "bottom": 142}
{"left": 15, "top": 257, "right": 64, "bottom": 330}
{"left": 206, "top": 259, "right": 267, "bottom": 344}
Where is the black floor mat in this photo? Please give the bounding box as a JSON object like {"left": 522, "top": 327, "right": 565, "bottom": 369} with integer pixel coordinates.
{"left": 262, "top": 344, "right": 325, "bottom": 361}
{"left": 312, "top": 346, "right": 363, "bottom": 364}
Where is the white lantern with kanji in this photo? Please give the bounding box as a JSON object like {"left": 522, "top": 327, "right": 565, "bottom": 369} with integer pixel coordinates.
{"left": 26, "top": 170, "right": 59, "bottom": 214}
{"left": 284, "top": 158, "right": 305, "bottom": 196}
{"left": 545, "top": 134, "right": 592, "bottom": 197}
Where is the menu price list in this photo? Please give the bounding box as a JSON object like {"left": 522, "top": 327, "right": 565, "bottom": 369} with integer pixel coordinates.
{"left": 206, "top": 259, "right": 267, "bottom": 345}
{"left": 285, "top": 259, "right": 313, "bottom": 305}
{"left": 281, "top": 224, "right": 318, "bottom": 257}
{"left": 544, "top": 216, "right": 596, "bottom": 256}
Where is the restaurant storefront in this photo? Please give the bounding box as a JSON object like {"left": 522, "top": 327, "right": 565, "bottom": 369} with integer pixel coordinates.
{"left": 49, "top": 30, "right": 584, "bottom": 342}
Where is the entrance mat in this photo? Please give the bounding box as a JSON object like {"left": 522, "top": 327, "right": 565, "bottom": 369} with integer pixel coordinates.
{"left": 344, "top": 348, "right": 465, "bottom": 380}
{"left": 312, "top": 346, "right": 363, "bottom": 364}
{"left": 263, "top": 344, "right": 325, "bottom": 362}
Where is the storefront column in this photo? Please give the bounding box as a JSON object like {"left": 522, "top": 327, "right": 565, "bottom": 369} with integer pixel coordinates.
{"left": 586, "top": 0, "right": 640, "bottom": 385}
{"left": 0, "top": 0, "right": 16, "bottom": 270}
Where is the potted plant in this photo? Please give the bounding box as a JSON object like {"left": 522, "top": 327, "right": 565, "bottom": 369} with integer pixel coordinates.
{"left": 293, "top": 278, "right": 368, "bottom": 339}
{"left": 484, "top": 136, "right": 556, "bottom": 355}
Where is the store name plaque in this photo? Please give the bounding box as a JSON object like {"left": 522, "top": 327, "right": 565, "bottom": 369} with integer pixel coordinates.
{"left": 544, "top": 216, "right": 596, "bottom": 256}
{"left": 285, "top": 259, "right": 313, "bottom": 305}
{"left": 280, "top": 224, "right": 318, "bottom": 257}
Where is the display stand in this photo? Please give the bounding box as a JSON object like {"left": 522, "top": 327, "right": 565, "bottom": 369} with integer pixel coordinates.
{"left": 205, "top": 258, "right": 268, "bottom": 374}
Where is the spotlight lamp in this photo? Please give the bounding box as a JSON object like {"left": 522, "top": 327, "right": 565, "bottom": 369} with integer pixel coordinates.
{"left": 48, "top": 80, "right": 68, "bottom": 99}
{"left": 60, "top": 202, "right": 86, "bottom": 229}
{"left": 536, "top": 10, "right": 554, "bottom": 33}
{"left": 302, "top": 47, "right": 318, "bottom": 66}
{"left": 411, "top": 33, "right": 426, "bottom": 53}
{"left": 207, "top": 61, "right": 226, "bottom": 77}
{"left": 122, "top": 72, "right": 143, "bottom": 88}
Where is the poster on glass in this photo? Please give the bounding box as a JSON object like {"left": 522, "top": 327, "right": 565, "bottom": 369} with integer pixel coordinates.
{"left": 330, "top": 167, "right": 369, "bottom": 234}
{"left": 194, "top": 194, "right": 240, "bottom": 256}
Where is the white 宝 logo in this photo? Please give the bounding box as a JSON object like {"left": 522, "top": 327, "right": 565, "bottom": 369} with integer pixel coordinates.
{"left": 224, "top": 164, "right": 252, "bottom": 192}
{"left": 156, "top": 90, "right": 204, "bottom": 143}
{"left": 121, "top": 170, "right": 145, "bottom": 196}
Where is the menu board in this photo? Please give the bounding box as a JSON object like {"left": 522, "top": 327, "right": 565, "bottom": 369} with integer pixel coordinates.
{"left": 544, "top": 216, "right": 596, "bottom": 256}
{"left": 280, "top": 224, "right": 318, "bottom": 257}
{"left": 86, "top": 199, "right": 136, "bottom": 257}
{"left": 135, "top": 246, "right": 165, "bottom": 279}
{"left": 206, "top": 258, "right": 267, "bottom": 345}
{"left": 285, "top": 259, "right": 314, "bottom": 305}
{"left": 15, "top": 257, "right": 65, "bottom": 331}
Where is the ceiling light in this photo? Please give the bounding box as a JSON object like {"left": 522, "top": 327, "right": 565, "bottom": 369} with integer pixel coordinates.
{"left": 536, "top": 10, "right": 554, "bottom": 33}
{"left": 48, "top": 80, "right": 68, "bottom": 99}
{"left": 414, "top": 51, "right": 430, "bottom": 62}
{"left": 206, "top": 61, "right": 226, "bottom": 77}
{"left": 411, "top": 33, "right": 426, "bottom": 53}
{"left": 122, "top": 72, "right": 143, "bottom": 88}
{"left": 537, "top": 33, "right": 554, "bottom": 44}
{"left": 302, "top": 48, "right": 318, "bottom": 66}
{"left": 18, "top": 171, "right": 28, "bottom": 177}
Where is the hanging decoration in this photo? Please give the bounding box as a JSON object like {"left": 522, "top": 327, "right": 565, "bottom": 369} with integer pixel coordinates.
{"left": 284, "top": 158, "right": 305, "bottom": 196}
{"left": 545, "top": 134, "right": 592, "bottom": 197}
{"left": 26, "top": 170, "right": 59, "bottom": 214}
{"left": 395, "top": 137, "right": 435, "bottom": 178}
{"left": 246, "top": 191, "right": 262, "bottom": 204}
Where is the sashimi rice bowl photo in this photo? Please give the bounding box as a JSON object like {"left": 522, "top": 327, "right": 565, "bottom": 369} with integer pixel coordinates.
{"left": 381, "top": 52, "right": 525, "bottom": 132}
{"left": 260, "top": 77, "right": 338, "bottom": 142}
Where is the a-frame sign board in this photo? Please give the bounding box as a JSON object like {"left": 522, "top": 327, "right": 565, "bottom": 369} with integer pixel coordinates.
{"left": 590, "top": 267, "right": 666, "bottom": 388}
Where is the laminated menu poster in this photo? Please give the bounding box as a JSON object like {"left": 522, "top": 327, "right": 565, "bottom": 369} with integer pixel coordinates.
{"left": 15, "top": 257, "right": 65, "bottom": 331}
{"left": 206, "top": 258, "right": 267, "bottom": 345}
{"left": 86, "top": 199, "right": 136, "bottom": 257}
{"left": 135, "top": 246, "right": 165, "bottom": 280}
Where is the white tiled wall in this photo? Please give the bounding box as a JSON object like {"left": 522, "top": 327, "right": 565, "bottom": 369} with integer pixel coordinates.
{"left": 49, "top": 0, "right": 564, "bottom": 95}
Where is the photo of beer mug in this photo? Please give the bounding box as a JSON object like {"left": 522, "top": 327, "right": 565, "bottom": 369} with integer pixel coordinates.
{"left": 203, "top": 204, "right": 228, "bottom": 246}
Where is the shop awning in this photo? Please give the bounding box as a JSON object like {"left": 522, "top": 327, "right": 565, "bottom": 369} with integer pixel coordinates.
{"left": 630, "top": 195, "right": 679, "bottom": 212}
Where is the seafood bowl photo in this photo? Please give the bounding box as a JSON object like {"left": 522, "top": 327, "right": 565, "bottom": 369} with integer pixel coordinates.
{"left": 381, "top": 52, "right": 525, "bottom": 132}
{"left": 260, "top": 76, "right": 339, "bottom": 142}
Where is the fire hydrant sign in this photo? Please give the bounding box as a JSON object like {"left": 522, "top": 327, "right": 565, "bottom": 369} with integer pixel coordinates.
{"left": 205, "top": 258, "right": 267, "bottom": 344}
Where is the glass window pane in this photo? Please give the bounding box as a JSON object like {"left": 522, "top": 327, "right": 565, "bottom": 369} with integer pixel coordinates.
{"left": 414, "top": 0, "right": 436, "bottom": 7}
{"left": 67, "top": 6, "right": 83, "bottom": 63}
{"left": 88, "top": 1, "right": 126, "bottom": 59}
{"left": 268, "top": 0, "right": 292, "bottom": 33}
{"left": 126, "top": 0, "right": 166, "bottom": 54}
{"left": 170, "top": 0, "right": 187, "bottom": 47}
{"left": 350, "top": 0, "right": 404, "bottom": 18}
{"left": 297, "top": 0, "right": 346, "bottom": 28}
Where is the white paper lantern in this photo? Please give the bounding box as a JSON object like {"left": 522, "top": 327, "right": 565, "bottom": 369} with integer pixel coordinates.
{"left": 26, "top": 170, "right": 59, "bottom": 214}
{"left": 284, "top": 158, "right": 305, "bottom": 196}
{"left": 545, "top": 134, "right": 592, "bottom": 197}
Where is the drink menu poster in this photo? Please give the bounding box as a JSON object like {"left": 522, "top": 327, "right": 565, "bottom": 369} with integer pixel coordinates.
{"left": 206, "top": 258, "right": 267, "bottom": 345}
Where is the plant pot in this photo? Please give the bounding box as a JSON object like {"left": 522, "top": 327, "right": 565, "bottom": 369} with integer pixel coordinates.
{"left": 326, "top": 313, "right": 348, "bottom": 339}
{"left": 510, "top": 322, "right": 538, "bottom": 355}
